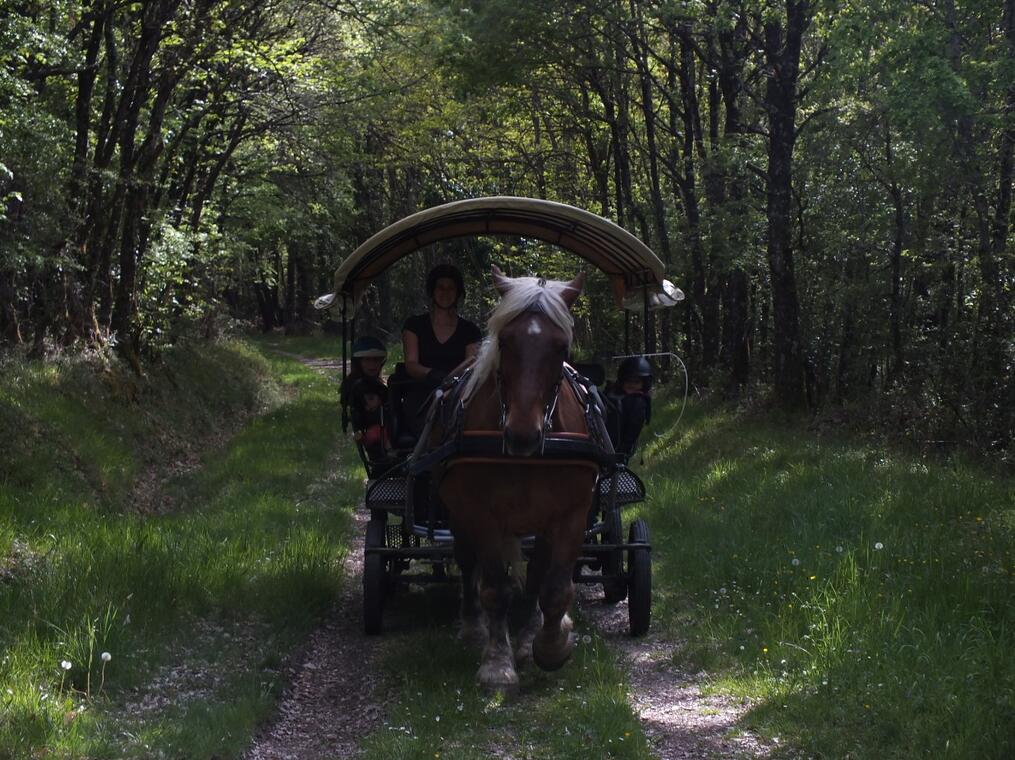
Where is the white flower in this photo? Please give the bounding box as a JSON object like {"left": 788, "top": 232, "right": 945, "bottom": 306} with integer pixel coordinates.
{"left": 874, "top": 542, "right": 884, "bottom": 550}
{"left": 581, "top": 634, "right": 592, "bottom": 644}
{"left": 791, "top": 558, "right": 801, "bottom": 566}
{"left": 101, "top": 652, "right": 111, "bottom": 662}
{"left": 835, "top": 546, "right": 844, "bottom": 553}
{"left": 60, "top": 660, "right": 72, "bottom": 671}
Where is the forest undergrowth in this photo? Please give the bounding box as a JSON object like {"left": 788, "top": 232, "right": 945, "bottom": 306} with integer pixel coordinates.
{"left": 638, "top": 400, "right": 1015, "bottom": 758}
{"left": 0, "top": 340, "right": 361, "bottom": 758}
{"left": 1, "top": 337, "right": 1012, "bottom": 758}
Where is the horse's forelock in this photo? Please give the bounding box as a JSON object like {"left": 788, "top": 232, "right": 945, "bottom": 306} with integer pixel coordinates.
{"left": 463, "top": 276, "right": 575, "bottom": 403}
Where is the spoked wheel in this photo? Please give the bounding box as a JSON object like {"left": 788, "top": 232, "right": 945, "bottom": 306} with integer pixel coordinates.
{"left": 602, "top": 509, "right": 628, "bottom": 603}
{"left": 627, "top": 518, "right": 651, "bottom": 636}
{"left": 363, "top": 516, "right": 388, "bottom": 635}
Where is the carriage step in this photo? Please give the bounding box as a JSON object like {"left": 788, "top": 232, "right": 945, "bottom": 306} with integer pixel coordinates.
{"left": 598, "top": 467, "right": 646, "bottom": 505}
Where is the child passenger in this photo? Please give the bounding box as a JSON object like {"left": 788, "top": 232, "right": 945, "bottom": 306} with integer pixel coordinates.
{"left": 606, "top": 356, "right": 653, "bottom": 457}
{"left": 350, "top": 376, "right": 390, "bottom": 461}
{"left": 340, "top": 336, "right": 387, "bottom": 434}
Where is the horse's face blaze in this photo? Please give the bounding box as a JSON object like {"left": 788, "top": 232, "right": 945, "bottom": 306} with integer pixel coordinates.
{"left": 499, "top": 312, "right": 568, "bottom": 456}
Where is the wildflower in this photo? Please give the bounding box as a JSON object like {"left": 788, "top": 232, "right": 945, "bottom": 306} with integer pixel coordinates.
{"left": 874, "top": 542, "right": 884, "bottom": 550}
{"left": 60, "top": 661, "right": 72, "bottom": 671}
{"left": 101, "top": 652, "right": 111, "bottom": 662}
{"left": 809, "top": 575, "right": 816, "bottom": 580}
{"left": 582, "top": 634, "right": 592, "bottom": 644}
{"left": 791, "top": 558, "right": 800, "bottom": 567}
{"left": 836, "top": 546, "right": 844, "bottom": 553}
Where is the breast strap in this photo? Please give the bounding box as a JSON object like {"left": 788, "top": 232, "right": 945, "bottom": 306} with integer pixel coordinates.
{"left": 408, "top": 363, "right": 617, "bottom": 476}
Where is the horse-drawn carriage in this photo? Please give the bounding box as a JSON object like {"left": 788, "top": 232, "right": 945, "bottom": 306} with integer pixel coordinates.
{"left": 317, "top": 197, "right": 683, "bottom": 687}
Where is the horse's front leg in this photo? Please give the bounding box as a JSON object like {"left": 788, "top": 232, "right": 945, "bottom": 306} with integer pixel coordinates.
{"left": 514, "top": 536, "right": 549, "bottom": 667}
{"left": 476, "top": 556, "right": 518, "bottom": 690}
{"left": 532, "top": 511, "right": 585, "bottom": 672}
{"left": 453, "top": 542, "right": 486, "bottom": 645}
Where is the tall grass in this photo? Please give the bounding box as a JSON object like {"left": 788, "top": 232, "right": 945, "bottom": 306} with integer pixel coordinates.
{"left": 0, "top": 341, "right": 361, "bottom": 758}
{"left": 639, "top": 401, "right": 1015, "bottom": 758}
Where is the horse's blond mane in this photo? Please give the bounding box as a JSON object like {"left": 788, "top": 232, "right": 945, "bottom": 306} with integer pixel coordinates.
{"left": 463, "top": 276, "right": 576, "bottom": 403}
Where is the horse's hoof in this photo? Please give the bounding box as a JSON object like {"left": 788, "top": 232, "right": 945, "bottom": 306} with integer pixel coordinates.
{"left": 477, "top": 661, "right": 519, "bottom": 691}
{"left": 532, "top": 632, "right": 574, "bottom": 672}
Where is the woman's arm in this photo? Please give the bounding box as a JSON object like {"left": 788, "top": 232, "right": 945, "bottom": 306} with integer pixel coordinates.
{"left": 402, "top": 329, "right": 430, "bottom": 380}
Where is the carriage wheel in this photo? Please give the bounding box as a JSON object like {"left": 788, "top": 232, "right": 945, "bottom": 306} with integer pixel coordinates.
{"left": 363, "top": 516, "right": 387, "bottom": 635}
{"left": 602, "top": 509, "right": 628, "bottom": 603}
{"left": 627, "top": 519, "right": 651, "bottom": 636}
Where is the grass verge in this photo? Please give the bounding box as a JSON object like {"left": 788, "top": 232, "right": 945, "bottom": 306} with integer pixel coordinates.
{"left": 638, "top": 400, "right": 1015, "bottom": 758}
{"left": 0, "top": 341, "right": 361, "bottom": 758}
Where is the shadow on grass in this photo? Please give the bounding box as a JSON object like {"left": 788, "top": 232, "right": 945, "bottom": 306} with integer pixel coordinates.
{"left": 0, "top": 342, "right": 363, "bottom": 758}
{"left": 638, "top": 399, "right": 1015, "bottom": 758}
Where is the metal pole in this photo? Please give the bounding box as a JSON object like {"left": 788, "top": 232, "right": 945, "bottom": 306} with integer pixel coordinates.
{"left": 340, "top": 295, "right": 348, "bottom": 382}
{"left": 624, "top": 310, "right": 631, "bottom": 355}
{"left": 643, "top": 282, "right": 650, "bottom": 353}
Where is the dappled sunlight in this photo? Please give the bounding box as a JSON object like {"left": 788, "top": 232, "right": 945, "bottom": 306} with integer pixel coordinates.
{"left": 635, "top": 403, "right": 1015, "bottom": 757}
{"left": 0, "top": 343, "right": 365, "bottom": 757}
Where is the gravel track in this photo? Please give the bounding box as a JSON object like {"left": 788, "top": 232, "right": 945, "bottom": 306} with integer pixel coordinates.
{"left": 244, "top": 511, "right": 384, "bottom": 760}
{"left": 577, "top": 586, "right": 772, "bottom": 759}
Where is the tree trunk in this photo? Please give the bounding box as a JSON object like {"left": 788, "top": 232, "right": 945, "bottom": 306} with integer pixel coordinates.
{"left": 763, "top": 0, "right": 810, "bottom": 408}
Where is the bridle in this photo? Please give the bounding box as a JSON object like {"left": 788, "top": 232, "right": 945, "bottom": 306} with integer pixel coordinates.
{"left": 495, "top": 367, "right": 563, "bottom": 456}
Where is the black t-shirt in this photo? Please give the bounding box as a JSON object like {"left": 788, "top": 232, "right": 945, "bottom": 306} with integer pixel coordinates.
{"left": 402, "top": 313, "right": 482, "bottom": 372}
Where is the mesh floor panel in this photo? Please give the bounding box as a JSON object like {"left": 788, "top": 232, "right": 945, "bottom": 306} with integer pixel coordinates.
{"left": 598, "top": 467, "right": 646, "bottom": 505}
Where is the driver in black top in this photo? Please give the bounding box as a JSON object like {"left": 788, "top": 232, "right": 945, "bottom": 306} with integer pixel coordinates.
{"left": 402, "top": 264, "right": 482, "bottom": 388}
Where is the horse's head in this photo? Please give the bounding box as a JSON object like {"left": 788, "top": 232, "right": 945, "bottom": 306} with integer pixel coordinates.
{"left": 489, "top": 266, "right": 585, "bottom": 456}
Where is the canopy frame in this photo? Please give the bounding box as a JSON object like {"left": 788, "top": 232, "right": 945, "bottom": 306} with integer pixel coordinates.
{"left": 317, "top": 196, "right": 684, "bottom": 375}
{"left": 326, "top": 196, "right": 668, "bottom": 308}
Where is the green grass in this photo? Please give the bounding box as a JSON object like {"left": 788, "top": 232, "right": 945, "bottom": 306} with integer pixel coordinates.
{"left": 359, "top": 589, "right": 648, "bottom": 760}
{"left": 5, "top": 338, "right": 1012, "bottom": 758}
{"left": 255, "top": 330, "right": 405, "bottom": 366}
{"left": 0, "top": 341, "right": 362, "bottom": 758}
{"left": 638, "top": 401, "right": 1015, "bottom": 758}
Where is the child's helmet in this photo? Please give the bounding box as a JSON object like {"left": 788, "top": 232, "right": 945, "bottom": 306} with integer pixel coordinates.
{"left": 351, "top": 336, "right": 387, "bottom": 358}
{"left": 617, "top": 356, "right": 653, "bottom": 391}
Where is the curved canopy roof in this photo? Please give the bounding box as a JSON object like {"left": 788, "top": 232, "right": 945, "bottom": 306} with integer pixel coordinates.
{"left": 321, "top": 196, "right": 673, "bottom": 309}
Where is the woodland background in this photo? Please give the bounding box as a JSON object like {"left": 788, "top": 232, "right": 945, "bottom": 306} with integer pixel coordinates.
{"left": 1, "top": 0, "right": 1012, "bottom": 450}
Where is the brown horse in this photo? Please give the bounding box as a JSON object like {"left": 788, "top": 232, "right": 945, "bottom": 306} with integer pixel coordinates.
{"left": 435, "top": 267, "right": 598, "bottom": 689}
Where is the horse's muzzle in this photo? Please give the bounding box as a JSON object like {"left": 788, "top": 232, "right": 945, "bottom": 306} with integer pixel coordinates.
{"left": 503, "top": 426, "right": 544, "bottom": 457}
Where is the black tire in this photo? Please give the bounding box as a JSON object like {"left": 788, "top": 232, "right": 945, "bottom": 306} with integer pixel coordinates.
{"left": 363, "top": 516, "right": 387, "bottom": 635}
{"left": 602, "top": 509, "right": 628, "bottom": 603}
{"left": 627, "top": 518, "right": 651, "bottom": 636}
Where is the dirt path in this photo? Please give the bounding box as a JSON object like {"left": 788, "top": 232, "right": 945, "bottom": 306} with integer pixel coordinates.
{"left": 243, "top": 354, "right": 385, "bottom": 759}
{"left": 577, "top": 587, "right": 771, "bottom": 759}
{"left": 244, "top": 511, "right": 384, "bottom": 760}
